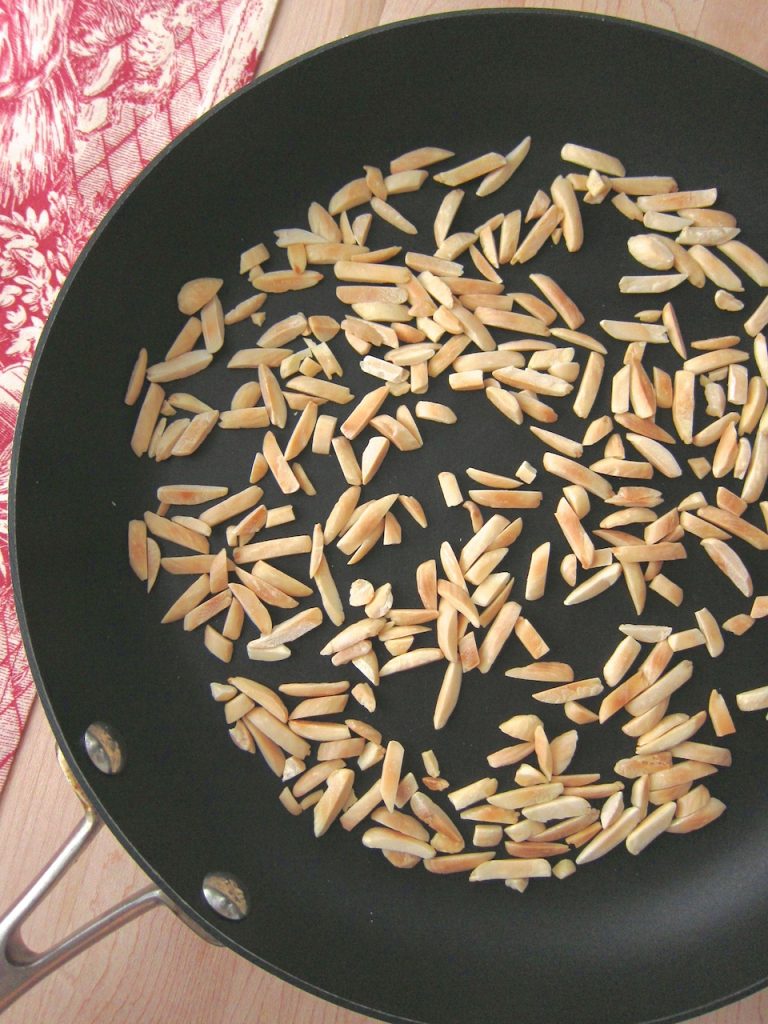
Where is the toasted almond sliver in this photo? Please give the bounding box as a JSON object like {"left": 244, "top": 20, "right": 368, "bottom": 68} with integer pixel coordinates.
{"left": 476, "top": 137, "right": 531, "bottom": 198}
{"left": 390, "top": 147, "right": 454, "bottom": 175}
{"left": 543, "top": 452, "right": 614, "bottom": 500}
{"left": 433, "top": 662, "right": 463, "bottom": 730}
{"left": 361, "top": 437, "right": 391, "bottom": 485}
{"left": 433, "top": 188, "right": 464, "bottom": 248}
{"left": 624, "top": 660, "right": 693, "bottom": 719}
{"left": 412, "top": 400, "right": 456, "bottom": 425}
{"left": 486, "top": 386, "right": 523, "bottom": 424}
{"left": 125, "top": 349, "right": 148, "bottom": 405}
{"left": 575, "top": 807, "right": 642, "bottom": 865}
{"left": 330, "top": 436, "right": 362, "bottom": 486}
{"left": 283, "top": 401, "right": 318, "bottom": 461}
{"left": 617, "top": 623, "right": 671, "bottom": 642}
{"left": 385, "top": 169, "right": 429, "bottom": 195}
{"left": 396, "top": 494, "right": 427, "bottom": 528}
{"left": 698, "top": 505, "right": 768, "bottom": 550}
{"left": 424, "top": 852, "right": 494, "bottom": 874}
{"left": 131, "top": 383, "right": 165, "bottom": 457}
{"left": 362, "top": 827, "right": 436, "bottom": 860}
{"left": 701, "top": 538, "right": 753, "bottom": 596}
{"left": 469, "top": 858, "right": 551, "bottom": 881}
{"left": 379, "top": 648, "right": 444, "bottom": 677}
{"left": 337, "top": 778, "right": 383, "bottom": 831}
{"left": 447, "top": 777, "right": 498, "bottom": 812}
{"left": 564, "top": 701, "right": 599, "bottom": 725}
{"left": 625, "top": 802, "right": 677, "bottom": 855}
{"left": 128, "top": 520, "right": 148, "bottom": 581}
{"left": 204, "top": 624, "right": 233, "bottom": 663}
{"left": 525, "top": 542, "right": 550, "bottom": 601}
{"left": 247, "top": 607, "right": 323, "bottom": 653}
{"left": 554, "top": 497, "right": 595, "bottom": 569}
{"left": 438, "top": 471, "right": 463, "bottom": 508}
{"left": 156, "top": 484, "right": 228, "bottom": 506}
{"left": 408, "top": 791, "right": 464, "bottom": 851}
{"left": 604, "top": 635, "right": 642, "bottom": 686}
{"left": 286, "top": 374, "right": 354, "bottom": 405}
{"left": 177, "top": 277, "right": 223, "bottom": 316}
{"left": 512, "top": 205, "right": 562, "bottom": 264}
{"left": 523, "top": 796, "right": 592, "bottom": 823}
{"left": 505, "top": 662, "right": 574, "bottom": 683}
{"left": 477, "top": 602, "right": 522, "bottom": 674}
{"left": 369, "top": 197, "right": 417, "bottom": 236}
{"left": 379, "top": 740, "right": 405, "bottom": 813}
{"left": 434, "top": 152, "right": 506, "bottom": 187}
{"left": 736, "top": 685, "right": 768, "bottom": 712}
{"left": 551, "top": 174, "right": 583, "bottom": 252}
{"left": 161, "top": 574, "right": 211, "bottom": 624}
{"left": 338, "top": 494, "right": 398, "bottom": 555}
{"left": 321, "top": 617, "right": 388, "bottom": 658}
{"left": 564, "top": 564, "right": 623, "bottom": 607}
{"left": 532, "top": 678, "right": 603, "bottom": 704}
{"left": 313, "top": 768, "right": 356, "bottom": 838}
{"left": 468, "top": 488, "right": 542, "bottom": 509}
{"left": 280, "top": 682, "right": 349, "bottom": 699}
{"left": 561, "top": 143, "right": 625, "bottom": 177}
{"left": 667, "top": 796, "right": 726, "bottom": 834}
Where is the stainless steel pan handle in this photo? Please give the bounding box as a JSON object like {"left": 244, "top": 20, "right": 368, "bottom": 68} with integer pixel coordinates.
{"left": 0, "top": 748, "right": 214, "bottom": 1014}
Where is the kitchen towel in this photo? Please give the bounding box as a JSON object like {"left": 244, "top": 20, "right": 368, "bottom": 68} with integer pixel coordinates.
{"left": 0, "top": 0, "right": 279, "bottom": 792}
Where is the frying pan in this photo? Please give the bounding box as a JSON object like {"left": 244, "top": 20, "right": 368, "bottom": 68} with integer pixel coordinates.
{"left": 8, "top": 9, "right": 768, "bottom": 1024}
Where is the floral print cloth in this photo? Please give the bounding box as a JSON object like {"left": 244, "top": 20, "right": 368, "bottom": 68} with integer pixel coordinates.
{"left": 0, "top": 0, "right": 278, "bottom": 792}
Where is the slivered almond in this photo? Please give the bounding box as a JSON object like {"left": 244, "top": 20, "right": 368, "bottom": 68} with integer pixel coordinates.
{"left": 283, "top": 402, "right": 318, "bottom": 462}
{"left": 505, "top": 663, "right": 574, "bottom": 683}
{"left": 529, "top": 426, "right": 583, "bottom": 459}
{"left": 410, "top": 791, "right": 464, "bottom": 850}
{"left": 380, "top": 741, "right": 405, "bottom": 812}
{"left": 525, "top": 542, "right": 550, "bottom": 601}
{"left": 476, "top": 137, "right": 531, "bottom": 197}
{"left": 434, "top": 152, "right": 506, "bottom": 187}
{"left": 561, "top": 143, "right": 625, "bottom": 177}
{"left": 667, "top": 797, "right": 726, "bottom": 834}
{"left": 478, "top": 602, "right": 522, "bottom": 673}
{"left": 313, "top": 768, "right": 355, "bottom": 838}
{"left": 486, "top": 386, "right": 523, "bottom": 424}
{"left": 532, "top": 678, "right": 603, "bottom": 704}
{"left": 470, "top": 858, "right": 551, "bottom": 881}
{"left": 575, "top": 807, "right": 642, "bottom": 865}
{"left": 604, "top": 636, "right": 642, "bottom": 687}
{"left": 512, "top": 205, "right": 562, "bottom": 264}
{"left": 736, "top": 685, "right": 768, "bottom": 712}
{"left": 543, "top": 452, "right": 614, "bottom": 499}
{"left": 701, "top": 538, "right": 753, "bottom": 596}
{"left": 551, "top": 175, "right": 583, "bottom": 252}
{"left": 698, "top": 505, "right": 768, "bottom": 549}
{"left": 468, "top": 489, "right": 542, "bottom": 509}
{"left": 554, "top": 497, "right": 594, "bottom": 569}
{"left": 434, "top": 661, "right": 463, "bottom": 730}
{"left": 624, "top": 660, "right": 693, "bottom": 719}
{"left": 379, "top": 648, "right": 443, "bottom": 676}
{"left": 564, "top": 564, "right": 623, "bottom": 606}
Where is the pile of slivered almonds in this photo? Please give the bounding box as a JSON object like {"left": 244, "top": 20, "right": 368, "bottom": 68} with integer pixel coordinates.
{"left": 125, "top": 140, "right": 768, "bottom": 891}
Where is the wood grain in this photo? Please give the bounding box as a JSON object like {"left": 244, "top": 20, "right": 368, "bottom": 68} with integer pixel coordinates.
{"left": 2, "top": 3, "right": 767, "bottom": 1022}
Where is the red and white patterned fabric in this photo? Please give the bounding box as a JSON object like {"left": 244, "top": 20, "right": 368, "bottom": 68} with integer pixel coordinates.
{"left": 0, "top": 0, "right": 279, "bottom": 793}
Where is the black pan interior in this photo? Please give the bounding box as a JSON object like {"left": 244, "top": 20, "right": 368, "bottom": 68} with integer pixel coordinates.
{"left": 11, "top": 11, "right": 768, "bottom": 1024}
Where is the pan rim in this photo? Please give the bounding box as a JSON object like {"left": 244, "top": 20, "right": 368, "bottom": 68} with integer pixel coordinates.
{"left": 8, "top": 8, "right": 768, "bottom": 1024}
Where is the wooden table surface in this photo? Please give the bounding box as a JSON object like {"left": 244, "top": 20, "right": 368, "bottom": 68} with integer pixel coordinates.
{"left": 2, "top": 2, "right": 768, "bottom": 1022}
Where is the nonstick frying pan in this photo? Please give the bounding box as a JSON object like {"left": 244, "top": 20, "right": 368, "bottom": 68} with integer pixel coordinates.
{"left": 9, "top": 10, "right": 768, "bottom": 1024}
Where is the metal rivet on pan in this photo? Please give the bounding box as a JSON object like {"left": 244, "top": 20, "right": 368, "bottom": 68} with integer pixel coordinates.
{"left": 202, "top": 873, "right": 250, "bottom": 920}
{"left": 83, "top": 722, "right": 126, "bottom": 774}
